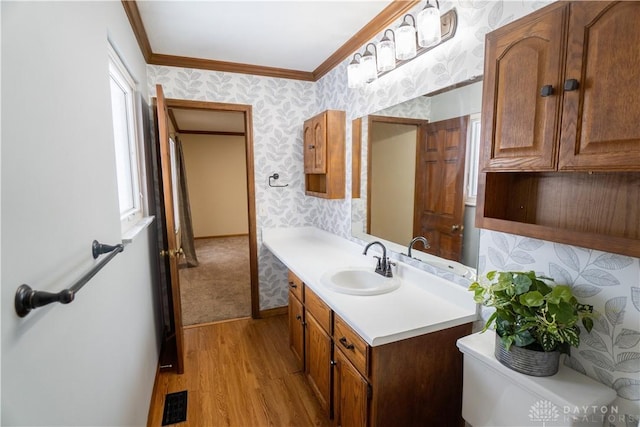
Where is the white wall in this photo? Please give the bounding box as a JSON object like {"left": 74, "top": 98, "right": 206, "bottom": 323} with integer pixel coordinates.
{"left": 2, "top": 2, "right": 160, "bottom": 425}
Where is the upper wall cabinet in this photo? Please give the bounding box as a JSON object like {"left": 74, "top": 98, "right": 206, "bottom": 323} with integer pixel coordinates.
{"left": 303, "top": 110, "right": 345, "bottom": 199}
{"left": 477, "top": 1, "right": 640, "bottom": 258}
{"left": 482, "top": 1, "right": 640, "bottom": 172}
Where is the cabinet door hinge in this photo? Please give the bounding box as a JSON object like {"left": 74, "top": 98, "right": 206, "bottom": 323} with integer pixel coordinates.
{"left": 367, "top": 384, "right": 372, "bottom": 400}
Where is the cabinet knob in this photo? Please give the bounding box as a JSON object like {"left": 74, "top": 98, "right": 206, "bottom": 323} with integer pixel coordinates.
{"left": 564, "top": 79, "right": 579, "bottom": 91}
{"left": 309, "top": 145, "right": 315, "bottom": 149}
{"left": 540, "top": 85, "right": 554, "bottom": 97}
{"left": 451, "top": 224, "right": 462, "bottom": 232}
{"left": 296, "top": 315, "right": 302, "bottom": 321}
{"left": 330, "top": 360, "right": 337, "bottom": 366}
{"left": 289, "top": 282, "right": 297, "bottom": 289}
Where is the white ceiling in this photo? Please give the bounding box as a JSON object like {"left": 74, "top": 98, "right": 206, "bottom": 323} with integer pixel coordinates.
{"left": 142, "top": 1, "right": 394, "bottom": 132}
{"left": 136, "top": 0, "right": 393, "bottom": 72}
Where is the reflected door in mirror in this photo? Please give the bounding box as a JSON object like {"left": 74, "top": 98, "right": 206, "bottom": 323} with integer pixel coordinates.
{"left": 414, "top": 116, "right": 469, "bottom": 262}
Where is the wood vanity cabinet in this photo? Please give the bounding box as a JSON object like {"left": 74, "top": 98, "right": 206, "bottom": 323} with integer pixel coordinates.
{"left": 303, "top": 110, "right": 346, "bottom": 199}
{"left": 333, "top": 348, "right": 368, "bottom": 427}
{"left": 288, "top": 271, "right": 305, "bottom": 370}
{"left": 477, "top": 1, "right": 640, "bottom": 257}
{"left": 287, "top": 270, "right": 472, "bottom": 427}
{"left": 304, "top": 287, "right": 333, "bottom": 415}
{"left": 287, "top": 272, "right": 333, "bottom": 416}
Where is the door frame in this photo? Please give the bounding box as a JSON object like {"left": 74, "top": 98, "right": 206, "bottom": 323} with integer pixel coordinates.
{"left": 164, "top": 98, "right": 260, "bottom": 319}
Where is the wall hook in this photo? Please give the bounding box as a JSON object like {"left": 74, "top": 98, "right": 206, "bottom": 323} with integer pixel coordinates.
{"left": 268, "top": 173, "right": 288, "bottom": 188}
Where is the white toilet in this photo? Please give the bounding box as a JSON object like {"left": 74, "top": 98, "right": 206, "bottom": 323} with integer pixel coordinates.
{"left": 457, "top": 331, "right": 617, "bottom": 427}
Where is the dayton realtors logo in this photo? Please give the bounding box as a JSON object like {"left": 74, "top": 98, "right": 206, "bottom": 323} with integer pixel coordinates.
{"left": 529, "top": 400, "right": 560, "bottom": 426}
{"left": 529, "top": 400, "right": 633, "bottom": 425}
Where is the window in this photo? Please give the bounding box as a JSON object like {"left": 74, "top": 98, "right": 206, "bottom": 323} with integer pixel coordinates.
{"left": 108, "top": 44, "right": 143, "bottom": 233}
{"left": 464, "top": 113, "right": 482, "bottom": 206}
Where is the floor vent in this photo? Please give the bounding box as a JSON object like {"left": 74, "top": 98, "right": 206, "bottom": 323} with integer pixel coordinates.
{"left": 162, "top": 390, "right": 188, "bottom": 425}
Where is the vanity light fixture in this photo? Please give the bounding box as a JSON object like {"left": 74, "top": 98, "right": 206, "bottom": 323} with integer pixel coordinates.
{"left": 417, "top": 0, "right": 441, "bottom": 48}
{"left": 377, "top": 29, "right": 396, "bottom": 72}
{"left": 360, "top": 43, "right": 378, "bottom": 83}
{"left": 347, "top": 53, "right": 363, "bottom": 88}
{"left": 395, "top": 14, "right": 417, "bottom": 60}
{"left": 346, "top": 5, "right": 457, "bottom": 89}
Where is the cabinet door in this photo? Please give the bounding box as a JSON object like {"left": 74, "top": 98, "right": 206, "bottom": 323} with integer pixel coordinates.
{"left": 312, "top": 114, "right": 327, "bottom": 173}
{"left": 288, "top": 292, "right": 304, "bottom": 370}
{"left": 303, "top": 114, "right": 328, "bottom": 174}
{"left": 481, "top": 3, "right": 567, "bottom": 171}
{"left": 333, "top": 349, "right": 368, "bottom": 427}
{"left": 305, "top": 313, "right": 332, "bottom": 415}
{"left": 303, "top": 117, "right": 315, "bottom": 173}
{"left": 559, "top": 1, "right": 640, "bottom": 171}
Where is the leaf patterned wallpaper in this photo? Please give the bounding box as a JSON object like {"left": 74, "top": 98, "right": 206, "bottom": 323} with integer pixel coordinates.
{"left": 147, "top": 0, "right": 638, "bottom": 423}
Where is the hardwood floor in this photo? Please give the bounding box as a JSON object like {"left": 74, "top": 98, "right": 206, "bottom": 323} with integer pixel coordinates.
{"left": 147, "top": 315, "right": 331, "bottom": 426}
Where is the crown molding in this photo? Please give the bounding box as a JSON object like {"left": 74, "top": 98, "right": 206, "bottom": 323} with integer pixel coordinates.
{"left": 121, "top": 0, "right": 152, "bottom": 62}
{"left": 122, "top": 0, "right": 420, "bottom": 82}
{"left": 148, "top": 53, "right": 315, "bottom": 81}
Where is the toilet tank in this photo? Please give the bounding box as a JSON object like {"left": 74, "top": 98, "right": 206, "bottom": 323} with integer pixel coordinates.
{"left": 457, "top": 331, "right": 617, "bottom": 427}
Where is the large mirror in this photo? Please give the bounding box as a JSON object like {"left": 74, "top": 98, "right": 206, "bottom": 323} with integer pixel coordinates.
{"left": 352, "top": 78, "right": 483, "bottom": 278}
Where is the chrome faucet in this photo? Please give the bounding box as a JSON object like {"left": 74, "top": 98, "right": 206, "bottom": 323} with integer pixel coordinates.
{"left": 407, "top": 236, "right": 430, "bottom": 258}
{"left": 363, "top": 241, "right": 395, "bottom": 277}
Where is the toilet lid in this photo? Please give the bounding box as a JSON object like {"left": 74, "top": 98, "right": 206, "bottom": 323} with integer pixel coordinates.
{"left": 457, "top": 331, "right": 617, "bottom": 410}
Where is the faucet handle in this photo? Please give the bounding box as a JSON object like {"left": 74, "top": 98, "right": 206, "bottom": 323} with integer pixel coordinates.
{"left": 373, "top": 256, "right": 384, "bottom": 274}
{"left": 384, "top": 258, "right": 396, "bottom": 277}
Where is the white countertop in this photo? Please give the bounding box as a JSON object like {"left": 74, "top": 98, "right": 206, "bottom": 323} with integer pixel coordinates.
{"left": 263, "top": 226, "right": 478, "bottom": 346}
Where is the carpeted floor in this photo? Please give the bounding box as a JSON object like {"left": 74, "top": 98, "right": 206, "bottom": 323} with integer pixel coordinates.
{"left": 179, "top": 236, "right": 251, "bottom": 326}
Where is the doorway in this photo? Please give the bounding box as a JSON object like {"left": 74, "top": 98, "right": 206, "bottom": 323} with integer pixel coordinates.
{"left": 165, "top": 99, "right": 259, "bottom": 325}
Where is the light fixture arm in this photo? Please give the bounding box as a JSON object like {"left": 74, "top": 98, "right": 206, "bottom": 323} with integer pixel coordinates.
{"left": 381, "top": 29, "right": 395, "bottom": 43}
{"left": 364, "top": 43, "right": 377, "bottom": 57}
{"left": 401, "top": 13, "right": 416, "bottom": 27}
{"left": 426, "top": 0, "right": 440, "bottom": 9}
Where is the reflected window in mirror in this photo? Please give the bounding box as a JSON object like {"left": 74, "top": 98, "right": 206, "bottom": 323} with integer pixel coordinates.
{"left": 464, "top": 113, "right": 482, "bottom": 206}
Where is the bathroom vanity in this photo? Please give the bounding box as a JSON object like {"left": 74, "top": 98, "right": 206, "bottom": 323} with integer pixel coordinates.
{"left": 263, "top": 227, "right": 477, "bottom": 427}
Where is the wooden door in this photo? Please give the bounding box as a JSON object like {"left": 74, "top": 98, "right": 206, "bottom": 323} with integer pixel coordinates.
{"left": 414, "top": 117, "right": 468, "bottom": 262}
{"left": 333, "top": 348, "right": 368, "bottom": 427}
{"left": 288, "top": 292, "right": 304, "bottom": 370}
{"left": 305, "top": 313, "right": 332, "bottom": 415}
{"left": 559, "top": 1, "right": 640, "bottom": 171}
{"left": 155, "top": 84, "right": 185, "bottom": 374}
{"left": 481, "top": 3, "right": 567, "bottom": 171}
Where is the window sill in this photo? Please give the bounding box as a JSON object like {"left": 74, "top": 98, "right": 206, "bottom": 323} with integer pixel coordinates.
{"left": 122, "top": 216, "right": 155, "bottom": 245}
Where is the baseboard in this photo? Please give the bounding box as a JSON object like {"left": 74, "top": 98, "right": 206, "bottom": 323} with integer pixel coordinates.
{"left": 259, "top": 306, "right": 287, "bottom": 318}
{"left": 194, "top": 233, "right": 249, "bottom": 239}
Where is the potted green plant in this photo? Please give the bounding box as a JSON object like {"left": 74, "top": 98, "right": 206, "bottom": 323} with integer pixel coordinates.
{"left": 469, "top": 270, "right": 594, "bottom": 376}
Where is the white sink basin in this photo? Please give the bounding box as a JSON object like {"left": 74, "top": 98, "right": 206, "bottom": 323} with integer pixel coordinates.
{"left": 320, "top": 267, "right": 401, "bottom": 296}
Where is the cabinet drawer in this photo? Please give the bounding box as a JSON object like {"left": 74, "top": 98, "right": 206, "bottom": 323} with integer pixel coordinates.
{"left": 288, "top": 271, "right": 304, "bottom": 301}
{"left": 334, "top": 315, "right": 369, "bottom": 377}
{"left": 305, "top": 287, "right": 332, "bottom": 334}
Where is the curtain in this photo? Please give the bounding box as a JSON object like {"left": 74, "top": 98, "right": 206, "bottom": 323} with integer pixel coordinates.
{"left": 175, "top": 135, "right": 199, "bottom": 267}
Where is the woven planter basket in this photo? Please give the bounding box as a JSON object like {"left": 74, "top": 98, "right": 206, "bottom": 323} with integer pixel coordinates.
{"left": 494, "top": 335, "right": 560, "bottom": 377}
